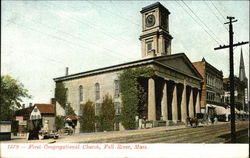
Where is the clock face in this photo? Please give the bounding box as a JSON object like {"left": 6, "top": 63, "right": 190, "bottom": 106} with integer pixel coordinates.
{"left": 146, "top": 15, "right": 155, "bottom": 27}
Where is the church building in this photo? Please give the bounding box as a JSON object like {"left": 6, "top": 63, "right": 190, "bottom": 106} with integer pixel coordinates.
{"left": 54, "top": 2, "right": 203, "bottom": 133}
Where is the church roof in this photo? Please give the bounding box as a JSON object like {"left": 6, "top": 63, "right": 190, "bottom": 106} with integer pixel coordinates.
{"left": 54, "top": 53, "right": 202, "bottom": 82}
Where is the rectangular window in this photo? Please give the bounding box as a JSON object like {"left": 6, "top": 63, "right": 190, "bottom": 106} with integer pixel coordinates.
{"left": 95, "top": 83, "right": 100, "bottom": 100}
{"left": 114, "top": 102, "right": 121, "bottom": 115}
{"left": 147, "top": 42, "right": 152, "bottom": 52}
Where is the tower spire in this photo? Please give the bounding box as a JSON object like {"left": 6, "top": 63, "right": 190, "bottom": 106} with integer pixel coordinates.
{"left": 239, "top": 47, "right": 246, "bottom": 82}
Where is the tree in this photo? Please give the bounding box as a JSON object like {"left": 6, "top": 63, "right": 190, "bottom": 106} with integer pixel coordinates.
{"left": 55, "top": 82, "right": 67, "bottom": 109}
{"left": 65, "top": 103, "right": 76, "bottom": 116}
{"left": 0, "top": 75, "right": 31, "bottom": 121}
{"left": 79, "top": 101, "right": 95, "bottom": 132}
{"left": 55, "top": 82, "right": 76, "bottom": 116}
{"left": 55, "top": 115, "right": 65, "bottom": 131}
{"left": 99, "top": 94, "right": 115, "bottom": 131}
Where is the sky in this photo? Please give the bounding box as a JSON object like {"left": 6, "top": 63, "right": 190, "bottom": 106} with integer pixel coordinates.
{"left": 2, "top": 1, "right": 249, "bottom": 107}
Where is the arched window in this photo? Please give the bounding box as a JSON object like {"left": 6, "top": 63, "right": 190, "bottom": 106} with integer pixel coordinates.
{"left": 114, "top": 80, "right": 120, "bottom": 98}
{"left": 79, "top": 85, "right": 83, "bottom": 102}
{"left": 95, "top": 83, "right": 100, "bottom": 100}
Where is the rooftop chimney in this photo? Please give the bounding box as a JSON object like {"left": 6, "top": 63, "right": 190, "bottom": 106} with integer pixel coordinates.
{"left": 29, "top": 103, "right": 32, "bottom": 107}
{"left": 51, "top": 98, "right": 56, "bottom": 104}
{"left": 65, "top": 67, "right": 69, "bottom": 76}
{"left": 22, "top": 104, "right": 25, "bottom": 109}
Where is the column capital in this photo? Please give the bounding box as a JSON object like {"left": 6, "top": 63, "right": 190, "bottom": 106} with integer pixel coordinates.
{"left": 183, "top": 80, "right": 187, "bottom": 85}
{"left": 164, "top": 77, "right": 170, "bottom": 81}
{"left": 187, "top": 85, "right": 200, "bottom": 90}
{"left": 173, "top": 80, "right": 180, "bottom": 84}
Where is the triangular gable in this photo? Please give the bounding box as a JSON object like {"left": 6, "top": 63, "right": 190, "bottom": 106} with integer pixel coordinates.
{"left": 154, "top": 53, "right": 202, "bottom": 79}
{"left": 30, "top": 106, "right": 41, "bottom": 120}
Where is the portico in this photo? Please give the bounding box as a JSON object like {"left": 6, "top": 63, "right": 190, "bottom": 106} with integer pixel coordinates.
{"left": 146, "top": 58, "right": 202, "bottom": 125}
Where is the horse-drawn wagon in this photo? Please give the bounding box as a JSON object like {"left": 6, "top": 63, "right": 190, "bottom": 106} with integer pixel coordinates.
{"left": 186, "top": 113, "right": 207, "bottom": 127}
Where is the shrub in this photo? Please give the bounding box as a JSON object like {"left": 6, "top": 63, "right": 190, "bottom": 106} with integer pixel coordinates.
{"left": 11, "top": 120, "right": 19, "bottom": 134}
{"left": 99, "top": 94, "right": 115, "bottom": 131}
{"left": 55, "top": 115, "right": 65, "bottom": 131}
{"left": 79, "top": 101, "right": 95, "bottom": 132}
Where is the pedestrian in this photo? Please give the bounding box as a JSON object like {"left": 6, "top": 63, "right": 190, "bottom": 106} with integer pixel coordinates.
{"left": 143, "top": 116, "right": 146, "bottom": 129}
{"left": 214, "top": 117, "right": 218, "bottom": 124}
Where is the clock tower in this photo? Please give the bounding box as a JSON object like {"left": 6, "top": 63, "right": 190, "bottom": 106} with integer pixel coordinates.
{"left": 139, "top": 2, "right": 173, "bottom": 58}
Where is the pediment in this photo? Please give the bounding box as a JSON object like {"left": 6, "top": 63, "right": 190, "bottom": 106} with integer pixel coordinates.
{"left": 154, "top": 54, "right": 202, "bottom": 79}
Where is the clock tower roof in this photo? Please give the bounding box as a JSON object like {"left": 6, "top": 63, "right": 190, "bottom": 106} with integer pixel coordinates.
{"left": 140, "top": 2, "right": 170, "bottom": 14}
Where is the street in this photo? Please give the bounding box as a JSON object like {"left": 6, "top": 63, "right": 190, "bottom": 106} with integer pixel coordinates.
{"left": 4, "top": 121, "right": 248, "bottom": 143}
{"left": 79, "top": 121, "right": 248, "bottom": 143}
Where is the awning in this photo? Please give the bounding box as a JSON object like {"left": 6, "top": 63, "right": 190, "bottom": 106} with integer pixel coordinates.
{"left": 214, "top": 105, "right": 230, "bottom": 115}
{"left": 65, "top": 115, "right": 77, "bottom": 121}
{"left": 206, "top": 104, "right": 216, "bottom": 108}
{"left": 240, "top": 110, "right": 245, "bottom": 114}
{"left": 234, "top": 108, "right": 240, "bottom": 114}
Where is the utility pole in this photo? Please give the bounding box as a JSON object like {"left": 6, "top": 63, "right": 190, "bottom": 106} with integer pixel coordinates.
{"left": 214, "top": 16, "right": 249, "bottom": 143}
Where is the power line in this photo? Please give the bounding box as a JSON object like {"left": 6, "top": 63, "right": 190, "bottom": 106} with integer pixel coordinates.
{"left": 51, "top": 7, "right": 129, "bottom": 43}
{"left": 208, "top": 1, "right": 240, "bottom": 43}
{"left": 209, "top": 1, "right": 227, "bottom": 22}
{"left": 175, "top": 1, "right": 221, "bottom": 45}
{"left": 11, "top": 20, "right": 130, "bottom": 67}
{"left": 181, "top": 0, "right": 225, "bottom": 44}
{"left": 204, "top": 1, "right": 229, "bottom": 31}
{"left": 56, "top": 10, "right": 130, "bottom": 44}
{"left": 87, "top": 0, "right": 140, "bottom": 27}
{"left": 31, "top": 17, "right": 133, "bottom": 61}
{"left": 2, "top": 42, "right": 68, "bottom": 68}
{"left": 8, "top": 10, "right": 133, "bottom": 63}
{"left": 42, "top": 2, "right": 137, "bottom": 58}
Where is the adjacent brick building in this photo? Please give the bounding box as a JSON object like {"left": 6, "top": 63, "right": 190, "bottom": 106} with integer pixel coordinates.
{"left": 193, "top": 58, "right": 224, "bottom": 116}
{"left": 223, "top": 77, "right": 246, "bottom": 111}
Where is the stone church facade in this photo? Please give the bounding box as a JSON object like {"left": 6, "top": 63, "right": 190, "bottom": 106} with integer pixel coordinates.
{"left": 54, "top": 2, "right": 203, "bottom": 133}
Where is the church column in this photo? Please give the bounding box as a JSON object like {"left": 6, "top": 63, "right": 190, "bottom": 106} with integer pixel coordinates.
{"left": 172, "top": 83, "right": 178, "bottom": 123}
{"left": 148, "top": 78, "right": 156, "bottom": 121}
{"left": 189, "top": 88, "right": 194, "bottom": 118}
{"left": 195, "top": 89, "right": 201, "bottom": 114}
{"left": 181, "top": 81, "right": 187, "bottom": 123}
{"left": 161, "top": 80, "right": 168, "bottom": 121}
